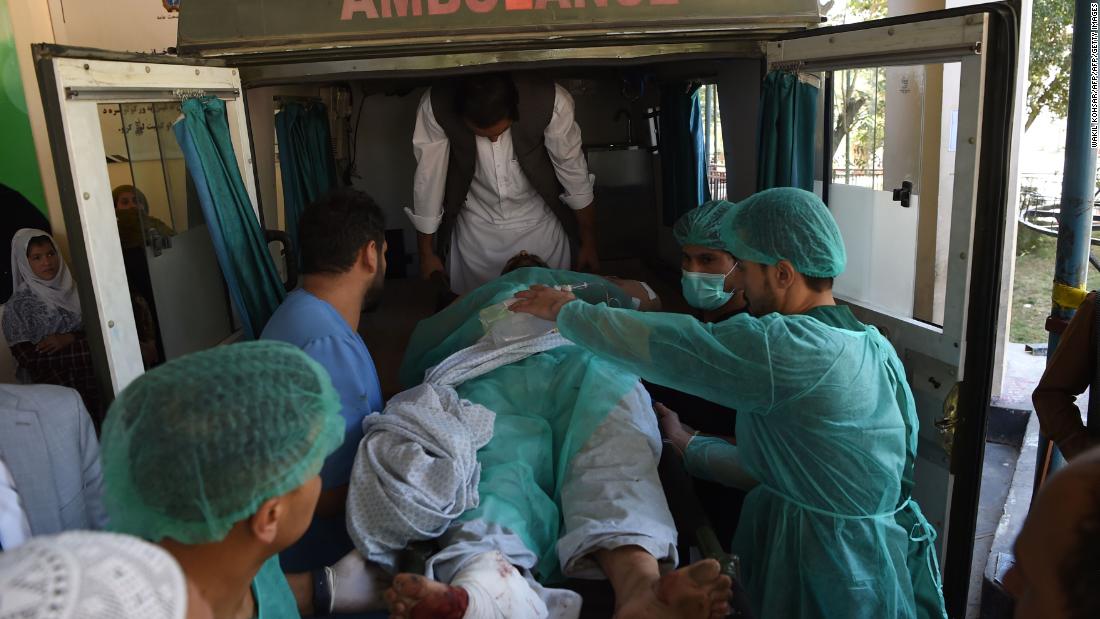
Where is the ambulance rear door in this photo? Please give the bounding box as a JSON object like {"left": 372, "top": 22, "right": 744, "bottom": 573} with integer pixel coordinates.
{"left": 769, "top": 5, "right": 1019, "bottom": 613}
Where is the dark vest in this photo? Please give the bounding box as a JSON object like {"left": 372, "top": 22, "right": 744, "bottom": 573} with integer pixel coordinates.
{"left": 429, "top": 75, "right": 579, "bottom": 258}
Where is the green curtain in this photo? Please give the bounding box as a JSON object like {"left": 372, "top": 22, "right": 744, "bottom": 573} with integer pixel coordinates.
{"left": 757, "top": 71, "right": 819, "bottom": 192}
{"left": 274, "top": 102, "right": 337, "bottom": 252}
{"left": 660, "top": 83, "right": 710, "bottom": 226}
{"left": 173, "top": 98, "right": 286, "bottom": 339}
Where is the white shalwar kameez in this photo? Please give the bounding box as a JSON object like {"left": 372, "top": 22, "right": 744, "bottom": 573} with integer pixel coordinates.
{"left": 408, "top": 85, "right": 596, "bottom": 294}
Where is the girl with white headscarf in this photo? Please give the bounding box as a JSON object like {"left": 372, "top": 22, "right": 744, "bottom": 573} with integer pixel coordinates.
{"left": 2, "top": 229, "right": 102, "bottom": 421}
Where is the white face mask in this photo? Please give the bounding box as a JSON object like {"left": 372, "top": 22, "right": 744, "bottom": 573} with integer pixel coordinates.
{"left": 681, "top": 263, "right": 737, "bottom": 311}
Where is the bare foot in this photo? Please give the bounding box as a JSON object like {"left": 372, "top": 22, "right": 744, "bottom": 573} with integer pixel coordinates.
{"left": 384, "top": 573, "right": 470, "bottom": 619}
{"left": 615, "top": 559, "right": 732, "bottom": 619}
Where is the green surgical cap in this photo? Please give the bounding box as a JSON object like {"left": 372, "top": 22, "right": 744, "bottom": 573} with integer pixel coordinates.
{"left": 720, "top": 187, "right": 847, "bottom": 278}
{"left": 102, "top": 341, "right": 344, "bottom": 544}
{"left": 673, "top": 200, "right": 735, "bottom": 253}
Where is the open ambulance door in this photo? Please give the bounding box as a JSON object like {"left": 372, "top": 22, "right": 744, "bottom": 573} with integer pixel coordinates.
{"left": 33, "top": 46, "right": 260, "bottom": 396}
{"left": 768, "top": 4, "right": 1018, "bottom": 614}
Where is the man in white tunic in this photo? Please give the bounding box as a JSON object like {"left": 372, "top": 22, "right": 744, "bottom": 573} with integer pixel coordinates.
{"left": 408, "top": 73, "right": 599, "bottom": 294}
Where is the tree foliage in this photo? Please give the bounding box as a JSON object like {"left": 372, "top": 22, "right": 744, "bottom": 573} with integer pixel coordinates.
{"left": 843, "top": 0, "right": 885, "bottom": 21}
{"left": 826, "top": 0, "right": 888, "bottom": 185}
{"left": 1026, "top": 0, "right": 1073, "bottom": 129}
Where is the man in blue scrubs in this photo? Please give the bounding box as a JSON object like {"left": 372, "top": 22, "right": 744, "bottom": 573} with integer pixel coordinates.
{"left": 263, "top": 189, "right": 388, "bottom": 572}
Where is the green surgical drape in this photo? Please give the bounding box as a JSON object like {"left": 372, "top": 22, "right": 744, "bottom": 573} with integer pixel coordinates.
{"left": 274, "top": 102, "right": 337, "bottom": 253}
{"left": 174, "top": 98, "right": 286, "bottom": 339}
{"left": 757, "top": 71, "right": 819, "bottom": 192}
{"left": 661, "top": 83, "right": 710, "bottom": 225}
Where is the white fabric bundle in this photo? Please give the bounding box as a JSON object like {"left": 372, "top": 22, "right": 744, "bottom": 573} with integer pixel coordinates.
{"left": 452, "top": 551, "right": 548, "bottom": 619}
{"left": 425, "top": 330, "right": 570, "bottom": 387}
{"left": 347, "top": 384, "right": 495, "bottom": 568}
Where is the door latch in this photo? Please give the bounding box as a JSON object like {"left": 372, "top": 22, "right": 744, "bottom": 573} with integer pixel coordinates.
{"left": 934, "top": 382, "right": 961, "bottom": 456}
{"left": 891, "top": 180, "right": 913, "bottom": 208}
{"left": 147, "top": 227, "right": 172, "bottom": 257}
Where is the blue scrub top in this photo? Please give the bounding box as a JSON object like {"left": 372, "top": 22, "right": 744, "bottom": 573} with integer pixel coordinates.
{"left": 262, "top": 289, "right": 384, "bottom": 570}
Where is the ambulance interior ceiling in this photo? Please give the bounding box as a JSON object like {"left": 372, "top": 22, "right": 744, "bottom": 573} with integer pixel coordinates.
{"left": 245, "top": 57, "right": 763, "bottom": 282}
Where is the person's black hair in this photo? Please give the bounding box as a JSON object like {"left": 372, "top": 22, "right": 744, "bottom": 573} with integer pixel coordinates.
{"left": 804, "top": 276, "right": 834, "bottom": 293}
{"left": 454, "top": 73, "right": 519, "bottom": 129}
{"left": 500, "top": 252, "right": 549, "bottom": 275}
{"left": 1063, "top": 483, "right": 1100, "bottom": 619}
{"left": 298, "top": 189, "right": 386, "bottom": 275}
{"left": 25, "top": 235, "right": 54, "bottom": 256}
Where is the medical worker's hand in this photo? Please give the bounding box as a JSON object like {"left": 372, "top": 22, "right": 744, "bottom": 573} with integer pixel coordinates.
{"left": 511, "top": 285, "right": 576, "bottom": 321}
{"left": 655, "top": 402, "right": 696, "bottom": 456}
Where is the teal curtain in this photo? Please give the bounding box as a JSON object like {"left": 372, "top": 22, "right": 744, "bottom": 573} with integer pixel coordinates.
{"left": 173, "top": 98, "right": 286, "bottom": 339}
{"left": 274, "top": 102, "right": 337, "bottom": 252}
{"left": 757, "top": 71, "right": 819, "bottom": 192}
{"left": 661, "top": 83, "right": 710, "bottom": 226}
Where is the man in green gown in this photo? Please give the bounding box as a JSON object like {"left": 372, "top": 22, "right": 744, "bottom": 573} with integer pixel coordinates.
{"left": 511, "top": 187, "right": 947, "bottom": 619}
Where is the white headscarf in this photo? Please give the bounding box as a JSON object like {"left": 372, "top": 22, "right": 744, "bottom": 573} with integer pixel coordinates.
{"left": 10, "top": 228, "right": 81, "bottom": 315}
{"left": 0, "top": 531, "right": 190, "bottom": 619}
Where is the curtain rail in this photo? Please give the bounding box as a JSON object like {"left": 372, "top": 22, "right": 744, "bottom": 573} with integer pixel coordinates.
{"left": 770, "top": 42, "right": 980, "bottom": 73}
{"left": 65, "top": 86, "right": 239, "bottom": 101}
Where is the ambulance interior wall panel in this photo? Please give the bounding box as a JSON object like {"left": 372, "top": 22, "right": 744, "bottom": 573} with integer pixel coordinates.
{"left": 714, "top": 59, "right": 762, "bottom": 203}
{"left": 346, "top": 86, "right": 423, "bottom": 262}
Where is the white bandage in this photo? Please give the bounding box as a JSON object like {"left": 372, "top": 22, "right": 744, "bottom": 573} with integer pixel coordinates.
{"left": 452, "top": 551, "right": 549, "bottom": 619}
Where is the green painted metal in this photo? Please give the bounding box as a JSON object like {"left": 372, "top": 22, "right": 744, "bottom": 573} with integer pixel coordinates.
{"left": 177, "top": 0, "right": 820, "bottom": 57}
{"left": 0, "top": 0, "right": 47, "bottom": 215}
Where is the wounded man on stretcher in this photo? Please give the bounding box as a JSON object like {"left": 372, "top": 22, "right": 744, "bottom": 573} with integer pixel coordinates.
{"left": 346, "top": 268, "right": 732, "bottom": 619}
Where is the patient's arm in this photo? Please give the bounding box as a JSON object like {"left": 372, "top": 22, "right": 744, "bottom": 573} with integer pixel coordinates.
{"left": 602, "top": 276, "right": 662, "bottom": 311}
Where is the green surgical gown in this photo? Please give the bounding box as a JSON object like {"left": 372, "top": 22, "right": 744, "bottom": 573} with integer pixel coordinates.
{"left": 252, "top": 555, "right": 300, "bottom": 619}
{"left": 556, "top": 301, "right": 947, "bottom": 619}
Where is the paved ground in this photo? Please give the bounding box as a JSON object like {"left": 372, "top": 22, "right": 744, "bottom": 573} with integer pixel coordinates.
{"left": 967, "top": 442, "right": 1020, "bottom": 619}
{"left": 967, "top": 343, "right": 1063, "bottom": 618}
